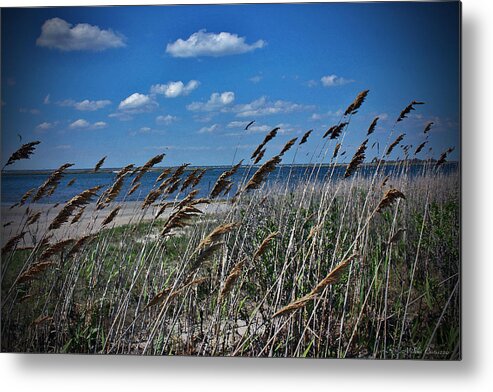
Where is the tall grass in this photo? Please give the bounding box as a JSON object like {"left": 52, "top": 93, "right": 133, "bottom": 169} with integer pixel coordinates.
{"left": 0, "top": 93, "right": 460, "bottom": 358}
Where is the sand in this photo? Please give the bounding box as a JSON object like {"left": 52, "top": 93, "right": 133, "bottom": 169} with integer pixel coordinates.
{"left": 1, "top": 201, "right": 230, "bottom": 247}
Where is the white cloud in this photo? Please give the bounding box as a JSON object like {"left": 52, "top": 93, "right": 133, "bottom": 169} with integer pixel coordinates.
{"left": 250, "top": 75, "right": 262, "bottom": 83}
{"left": 36, "top": 17, "right": 125, "bottom": 51}
{"left": 44, "top": 94, "right": 50, "bottom": 104}
{"left": 310, "top": 109, "right": 343, "bottom": 121}
{"left": 118, "top": 93, "right": 157, "bottom": 113}
{"left": 93, "top": 121, "right": 107, "bottom": 129}
{"left": 320, "top": 74, "right": 353, "bottom": 87}
{"left": 166, "top": 29, "right": 265, "bottom": 58}
{"left": 187, "top": 91, "right": 235, "bottom": 111}
{"left": 198, "top": 124, "right": 220, "bottom": 134}
{"left": 233, "top": 96, "right": 312, "bottom": 117}
{"left": 156, "top": 114, "right": 177, "bottom": 125}
{"left": 69, "top": 119, "right": 107, "bottom": 130}
{"left": 227, "top": 121, "right": 248, "bottom": 128}
{"left": 150, "top": 80, "right": 199, "bottom": 98}
{"left": 69, "top": 119, "right": 90, "bottom": 129}
{"left": 36, "top": 121, "right": 54, "bottom": 130}
{"left": 58, "top": 99, "right": 111, "bottom": 111}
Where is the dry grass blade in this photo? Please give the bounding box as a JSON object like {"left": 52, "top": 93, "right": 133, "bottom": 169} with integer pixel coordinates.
{"left": 156, "top": 168, "right": 172, "bottom": 183}
{"left": 102, "top": 206, "right": 121, "bottom": 226}
{"left": 4, "top": 141, "right": 41, "bottom": 168}
{"left": 344, "top": 90, "right": 369, "bottom": 116}
{"left": 161, "top": 205, "right": 203, "bottom": 237}
{"left": 386, "top": 133, "right": 405, "bottom": 156}
{"left": 33, "top": 163, "right": 74, "bottom": 202}
{"left": 424, "top": 122, "right": 434, "bottom": 134}
{"left": 39, "top": 239, "right": 75, "bottom": 262}
{"left": 376, "top": 188, "right": 406, "bottom": 213}
{"left": 67, "top": 235, "right": 93, "bottom": 258}
{"left": 299, "top": 130, "right": 313, "bottom": 145}
{"left": 219, "top": 259, "right": 245, "bottom": 300}
{"left": 67, "top": 178, "right": 76, "bottom": 187}
{"left": 26, "top": 212, "right": 41, "bottom": 226}
{"left": 164, "top": 178, "right": 181, "bottom": 195}
{"left": 169, "top": 163, "right": 190, "bottom": 182}
{"left": 181, "top": 168, "right": 201, "bottom": 192}
{"left": 94, "top": 156, "right": 107, "bottom": 172}
{"left": 381, "top": 175, "right": 390, "bottom": 187}
{"left": 273, "top": 253, "right": 358, "bottom": 318}
{"left": 2, "top": 232, "right": 26, "bottom": 255}
{"left": 414, "top": 141, "right": 428, "bottom": 155}
{"left": 242, "top": 155, "right": 282, "bottom": 193}
{"left": 70, "top": 207, "right": 86, "bottom": 224}
{"left": 272, "top": 294, "right": 313, "bottom": 318}
{"left": 279, "top": 137, "right": 297, "bottom": 156}
{"left": 253, "top": 148, "right": 266, "bottom": 164}
{"left": 332, "top": 143, "right": 342, "bottom": 159}
{"left": 175, "top": 189, "right": 199, "bottom": 210}
{"left": 19, "top": 188, "right": 35, "bottom": 206}
{"left": 142, "top": 189, "right": 162, "bottom": 209}
{"left": 344, "top": 139, "right": 368, "bottom": 178}
{"left": 310, "top": 253, "right": 358, "bottom": 296}
{"left": 49, "top": 186, "right": 102, "bottom": 230}
{"left": 251, "top": 127, "right": 279, "bottom": 160}
{"left": 144, "top": 287, "right": 173, "bottom": 309}
{"left": 116, "top": 164, "right": 135, "bottom": 178}
{"left": 197, "top": 222, "right": 238, "bottom": 252}
{"left": 210, "top": 161, "right": 242, "bottom": 198}
{"left": 190, "top": 242, "right": 224, "bottom": 272}
{"left": 127, "top": 182, "right": 140, "bottom": 196}
{"left": 168, "top": 278, "right": 208, "bottom": 302}
{"left": 397, "top": 100, "right": 425, "bottom": 122}
{"left": 32, "top": 315, "right": 53, "bottom": 326}
{"left": 367, "top": 117, "right": 379, "bottom": 136}
{"left": 191, "top": 168, "right": 207, "bottom": 188}
{"left": 132, "top": 153, "right": 165, "bottom": 185}
{"left": 330, "top": 122, "right": 348, "bottom": 140}
{"left": 253, "top": 231, "right": 280, "bottom": 260}
{"left": 17, "top": 261, "right": 56, "bottom": 284}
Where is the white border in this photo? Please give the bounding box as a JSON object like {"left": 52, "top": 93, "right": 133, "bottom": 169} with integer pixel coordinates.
{"left": 2, "top": 1, "right": 493, "bottom": 391}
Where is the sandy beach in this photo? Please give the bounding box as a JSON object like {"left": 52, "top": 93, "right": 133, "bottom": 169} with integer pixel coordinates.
{"left": 1, "top": 201, "right": 229, "bottom": 247}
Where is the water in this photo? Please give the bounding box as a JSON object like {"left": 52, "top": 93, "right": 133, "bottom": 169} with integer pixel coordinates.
{"left": 1, "top": 163, "right": 458, "bottom": 205}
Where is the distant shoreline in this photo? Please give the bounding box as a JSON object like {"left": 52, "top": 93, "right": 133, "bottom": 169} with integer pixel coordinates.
{"left": 1, "top": 160, "right": 459, "bottom": 176}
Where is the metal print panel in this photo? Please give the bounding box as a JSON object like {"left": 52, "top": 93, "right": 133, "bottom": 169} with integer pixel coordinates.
{"left": 1, "top": 2, "right": 461, "bottom": 358}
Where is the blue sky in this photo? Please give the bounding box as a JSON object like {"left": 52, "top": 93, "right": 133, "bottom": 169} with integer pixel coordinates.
{"left": 1, "top": 2, "right": 460, "bottom": 169}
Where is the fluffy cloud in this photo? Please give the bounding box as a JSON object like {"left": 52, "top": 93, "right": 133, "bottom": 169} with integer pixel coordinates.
{"left": 166, "top": 30, "right": 265, "bottom": 58}
{"left": 310, "top": 109, "right": 343, "bottom": 121}
{"left": 320, "top": 74, "right": 353, "bottom": 87}
{"left": 69, "top": 119, "right": 107, "bottom": 130}
{"left": 249, "top": 75, "right": 262, "bottom": 83}
{"left": 69, "top": 119, "right": 90, "bottom": 129}
{"left": 198, "top": 124, "right": 220, "bottom": 134}
{"left": 36, "top": 17, "right": 125, "bottom": 51}
{"left": 150, "top": 80, "right": 199, "bottom": 98}
{"left": 156, "top": 114, "right": 177, "bottom": 125}
{"left": 187, "top": 92, "right": 235, "bottom": 112}
{"left": 36, "top": 121, "right": 55, "bottom": 131}
{"left": 58, "top": 99, "right": 111, "bottom": 111}
{"left": 233, "top": 96, "right": 312, "bottom": 117}
{"left": 118, "top": 93, "right": 157, "bottom": 113}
